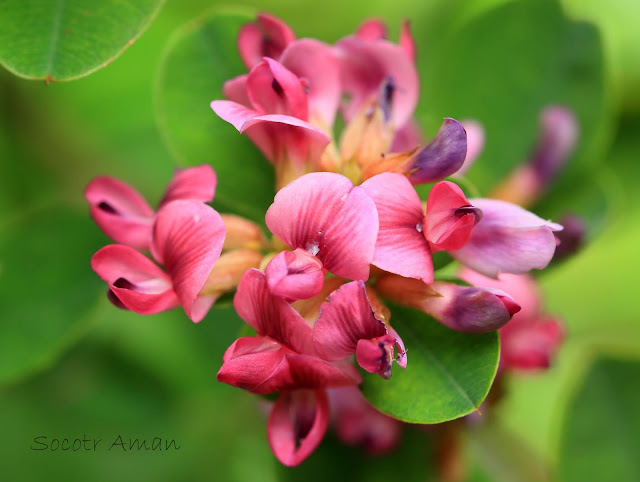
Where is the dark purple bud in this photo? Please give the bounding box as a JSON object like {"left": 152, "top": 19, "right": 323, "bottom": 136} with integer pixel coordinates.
{"left": 407, "top": 118, "right": 467, "bottom": 185}
{"left": 553, "top": 214, "right": 586, "bottom": 261}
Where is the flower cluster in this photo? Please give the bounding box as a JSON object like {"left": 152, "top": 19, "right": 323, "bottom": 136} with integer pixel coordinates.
{"left": 85, "top": 14, "right": 577, "bottom": 466}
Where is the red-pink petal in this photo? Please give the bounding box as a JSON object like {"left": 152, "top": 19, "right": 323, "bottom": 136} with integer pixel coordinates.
{"left": 313, "top": 281, "right": 386, "bottom": 361}
{"left": 151, "top": 200, "right": 225, "bottom": 322}
{"left": 424, "top": 181, "right": 481, "bottom": 251}
{"left": 85, "top": 176, "right": 154, "bottom": 250}
{"left": 222, "top": 74, "right": 250, "bottom": 107}
{"left": 361, "top": 172, "right": 433, "bottom": 283}
{"left": 265, "top": 248, "right": 325, "bottom": 302}
{"left": 233, "top": 269, "right": 315, "bottom": 355}
{"left": 238, "top": 13, "right": 296, "bottom": 69}
{"left": 268, "top": 389, "right": 329, "bottom": 467}
{"left": 280, "top": 39, "right": 340, "bottom": 126}
{"left": 159, "top": 165, "right": 217, "bottom": 207}
{"left": 91, "top": 244, "right": 179, "bottom": 314}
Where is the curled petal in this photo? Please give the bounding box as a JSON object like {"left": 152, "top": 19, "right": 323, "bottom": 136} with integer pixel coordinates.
{"left": 361, "top": 173, "right": 433, "bottom": 283}
{"left": 265, "top": 248, "right": 325, "bottom": 302}
{"left": 455, "top": 119, "right": 485, "bottom": 177}
{"left": 238, "top": 13, "right": 296, "bottom": 68}
{"left": 356, "top": 334, "right": 403, "bottom": 379}
{"left": 222, "top": 74, "right": 250, "bottom": 107}
{"left": 151, "top": 200, "right": 225, "bottom": 322}
{"left": 268, "top": 390, "right": 329, "bottom": 467}
{"left": 407, "top": 118, "right": 467, "bottom": 184}
{"left": 91, "top": 245, "right": 179, "bottom": 315}
{"left": 313, "top": 281, "right": 387, "bottom": 361}
{"left": 424, "top": 181, "right": 481, "bottom": 251}
{"left": 233, "top": 269, "right": 314, "bottom": 355}
{"left": 451, "top": 199, "right": 563, "bottom": 278}
{"left": 280, "top": 39, "right": 341, "bottom": 127}
{"left": 159, "top": 165, "right": 217, "bottom": 207}
{"left": 85, "top": 176, "right": 154, "bottom": 250}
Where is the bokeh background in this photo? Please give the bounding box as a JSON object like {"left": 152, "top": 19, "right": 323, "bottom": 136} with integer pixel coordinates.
{"left": 1, "top": 0, "right": 639, "bottom": 480}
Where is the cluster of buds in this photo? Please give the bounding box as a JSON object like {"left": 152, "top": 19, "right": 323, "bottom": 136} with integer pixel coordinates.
{"left": 85, "top": 13, "right": 580, "bottom": 466}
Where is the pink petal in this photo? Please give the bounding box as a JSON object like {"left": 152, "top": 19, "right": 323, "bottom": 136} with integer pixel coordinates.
{"left": 233, "top": 269, "right": 315, "bottom": 355}
{"left": 268, "top": 389, "right": 329, "bottom": 466}
{"left": 355, "top": 334, "right": 402, "bottom": 379}
{"left": 280, "top": 39, "right": 341, "bottom": 127}
{"left": 159, "top": 165, "right": 217, "bottom": 207}
{"left": 313, "top": 281, "right": 386, "bottom": 361}
{"left": 424, "top": 181, "right": 481, "bottom": 251}
{"left": 356, "top": 19, "right": 387, "bottom": 41}
{"left": 151, "top": 200, "right": 225, "bottom": 322}
{"left": 391, "top": 119, "right": 424, "bottom": 152}
{"left": 238, "top": 13, "right": 296, "bottom": 69}
{"left": 266, "top": 173, "right": 378, "bottom": 280}
{"left": 85, "top": 176, "right": 154, "bottom": 250}
{"left": 265, "top": 248, "right": 325, "bottom": 302}
{"left": 361, "top": 173, "right": 433, "bottom": 283}
{"left": 452, "top": 199, "right": 563, "bottom": 278}
{"left": 399, "top": 21, "right": 416, "bottom": 63}
{"left": 246, "top": 58, "right": 308, "bottom": 120}
{"left": 336, "top": 36, "right": 418, "bottom": 127}
{"left": 91, "top": 244, "right": 179, "bottom": 314}
{"left": 211, "top": 100, "right": 260, "bottom": 132}
{"left": 223, "top": 74, "right": 250, "bottom": 107}
{"left": 500, "top": 318, "right": 565, "bottom": 371}
{"left": 455, "top": 120, "right": 485, "bottom": 177}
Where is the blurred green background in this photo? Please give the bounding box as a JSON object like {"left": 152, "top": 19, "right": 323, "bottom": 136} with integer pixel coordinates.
{"left": 1, "top": 0, "right": 639, "bottom": 480}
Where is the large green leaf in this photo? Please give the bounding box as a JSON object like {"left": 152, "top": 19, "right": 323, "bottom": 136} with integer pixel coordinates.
{"left": 0, "top": 205, "right": 105, "bottom": 384}
{"left": 559, "top": 357, "right": 640, "bottom": 481}
{"left": 155, "top": 9, "right": 275, "bottom": 223}
{"left": 0, "top": 0, "right": 165, "bottom": 81}
{"left": 361, "top": 303, "right": 499, "bottom": 423}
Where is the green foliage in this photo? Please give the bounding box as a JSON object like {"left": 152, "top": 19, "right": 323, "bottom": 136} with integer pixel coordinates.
{"left": 156, "top": 9, "right": 275, "bottom": 223}
{"left": 361, "top": 303, "right": 499, "bottom": 423}
{"left": 0, "top": 0, "right": 165, "bottom": 81}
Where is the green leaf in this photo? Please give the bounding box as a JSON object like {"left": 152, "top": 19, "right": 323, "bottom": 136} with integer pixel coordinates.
{"left": 0, "top": 205, "right": 105, "bottom": 384}
{"left": 361, "top": 302, "right": 499, "bottom": 423}
{"left": 559, "top": 357, "right": 640, "bottom": 481}
{"left": 0, "top": 0, "right": 165, "bottom": 81}
{"left": 155, "top": 8, "right": 275, "bottom": 224}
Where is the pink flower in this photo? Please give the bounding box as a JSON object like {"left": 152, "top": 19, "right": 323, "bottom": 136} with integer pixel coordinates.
{"left": 218, "top": 269, "right": 360, "bottom": 466}
{"left": 361, "top": 173, "right": 479, "bottom": 283}
{"left": 91, "top": 200, "right": 225, "bottom": 323}
{"left": 265, "top": 172, "right": 379, "bottom": 281}
{"left": 451, "top": 199, "right": 563, "bottom": 278}
{"left": 264, "top": 248, "right": 325, "bottom": 302}
{"left": 85, "top": 165, "right": 216, "bottom": 250}
{"left": 313, "top": 281, "right": 406, "bottom": 379}
{"left": 461, "top": 269, "right": 565, "bottom": 371}
{"left": 237, "top": 13, "right": 296, "bottom": 69}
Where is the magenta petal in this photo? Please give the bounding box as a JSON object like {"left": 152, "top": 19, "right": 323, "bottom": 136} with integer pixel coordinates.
{"left": 238, "top": 13, "right": 296, "bottom": 69}
{"left": 85, "top": 176, "right": 154, "bottom": 250}
{"left": 268, "top": 389, "right": 329, "bottom": 467}
{"left": 222, "top": 74, "right": 250, "bottom": 107}
{"left": 280, "top": 39, "right": 341, "bottom": 126}
{"left": 313, "top": 281, "right": 386, "bottom": 361}
{"left": 356, "top": 19, "right": 387, "bottom": 41}
{"left": 265, "top": 249, "right": 325, "bottom": 302}
{"left": 210, "top": 100, "right": 260, "bottom": 131}
{"left": 233, "top": 269, "right": 315, "bottom": 355}
{"left": 399, "top": 21, "right": 416, "bottom": 63}
{"left": 452, "top": 199, "right": 563, "bottom": 278}
{"left": 91, "top": 245, "right": 179, "bottom": 314}
{"left": 336, "top": 36, "right": 418, "bottom": 127}
{"left": 407, "top": 118, "right": 468, "bottom": 184}
{"left": 159, "top": 165, "right": 217, "bottom": 207}
{"left": 151, "top": 200, "right": 225, "bottom": 322}
{"left": 246, "top": 58, "right": 308, "bottom": 120}
{"left": 361, "top": 173, "right": 433, "bottom": 283}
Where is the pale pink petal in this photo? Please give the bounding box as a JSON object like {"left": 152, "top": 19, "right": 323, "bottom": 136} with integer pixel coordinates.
{"left": 238, "top": 13, "right": 296, "bottom": 69}
{"left": 91, "top": 244, "right": 179, "bottom": 314}
{"left": 313, "top": 281, "right": 386, "bottom": 361}
{"left": 280, "top": 39, "right": 341, "bottom": 126}
{"left": 356, "top": 19, "right": 387, "bottom": 41}
{"left": 265, "top": 248, "right": 325, "bottom": 302}
{"left": 159, "top": 165, "right": 217, "bottom": 207}
{"left": 424, "top": 181, "right": 481, "bottom": 251}
{"left": 85, "top": 176, "right": 154, "bottom": 250}
{"left": 233, "top": 269, "right": 314, "bottom": 355}
{"left": 452, "top": 199, "right": 563, "bottom": 278}
{"left": 210, "top": 100, "right": 260, "bottom": 131}
{"left": 399, "top": 21, "right": 416, "bottom": 63}
{"left": 151, "top": 200, "right": 225, "bottom": 322}
{"left": 336, "top": 36, "right": 418, "bottom": 127}
{"left": 455, "top": 120, "right": 485, "bottom": 177}
{"left": 361, "top": 172, "right": 433, "bottom": 283}
{"left": 222, "top": 74, "right": 250, "bottom": 107}
{"left": 268, "top": 389, "right": 329, "bottom": 466}
{"left": 246, "top": 58, "right": 308, "bottom": 119}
